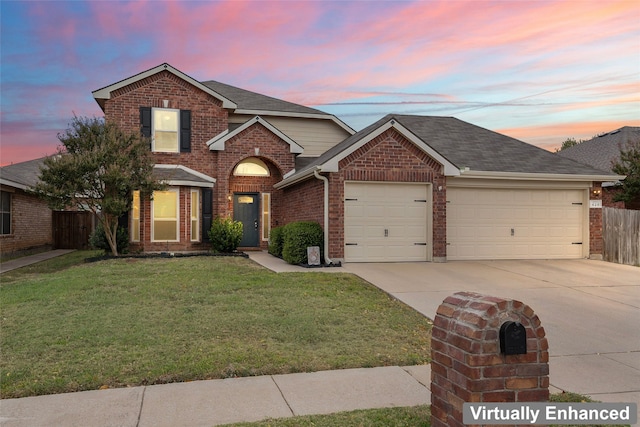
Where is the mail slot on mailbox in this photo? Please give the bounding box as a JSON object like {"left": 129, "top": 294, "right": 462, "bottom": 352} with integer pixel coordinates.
{"left": 499, "top": 321, "right": 527, "bottom": 355}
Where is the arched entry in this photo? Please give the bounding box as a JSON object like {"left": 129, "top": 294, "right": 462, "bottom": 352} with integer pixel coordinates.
{"left": 229, "top": 157, "right": 280, "bottom": 248}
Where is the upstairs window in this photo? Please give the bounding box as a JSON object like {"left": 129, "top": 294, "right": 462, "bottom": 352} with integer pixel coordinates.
{"left": 140, "top": 107, "right": 191, "bottom": 153}
{"left": 153, "top": 108, "right": 179, "bottom": 153}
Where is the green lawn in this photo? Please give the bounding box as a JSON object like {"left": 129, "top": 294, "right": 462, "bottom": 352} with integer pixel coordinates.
{"left": 222, "top": 405, "right": 431, "bottom": 427}
{"left": 0, "top": 253, "right": 432, "bottom": 398}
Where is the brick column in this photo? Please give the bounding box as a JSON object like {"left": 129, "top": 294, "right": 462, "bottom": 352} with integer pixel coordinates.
{"left": 589, "top": 182, "right": 603, "bottom": 259}
{"left": 431, "top": 292, "right": 549, "bottom": 427}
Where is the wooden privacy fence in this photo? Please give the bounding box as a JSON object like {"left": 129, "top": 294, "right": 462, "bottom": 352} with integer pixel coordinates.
{"left": 603, "top": 207, "right": 640, "bottom": 266}
{"left": 53, "top": 211, "right": 93, "bottom": 250}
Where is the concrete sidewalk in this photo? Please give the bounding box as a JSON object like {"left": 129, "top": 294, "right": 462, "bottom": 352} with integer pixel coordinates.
{"left": 0, "top": 365, "right": 431, "bottom": 427}
{"left": 0, "top": 249, "right": 76, "bottom": 274}
{"left": 1, "top": 252, "right": 430, "bottom": 427}
{"left": 3, "top": 251, "right": 637, "bottom": 425}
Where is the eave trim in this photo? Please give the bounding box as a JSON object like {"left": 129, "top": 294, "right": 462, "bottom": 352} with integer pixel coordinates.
{"left": 207, "top": 116, "right": 304, "bottom": 154}
{"left": 455, "top": 169, "right": 626, "bottom": 182}
{"left": 321, "top": 119, "right": 459, "bottom": 175}
{"left": 92, "top": 63, "right": 237, "bottom": 109}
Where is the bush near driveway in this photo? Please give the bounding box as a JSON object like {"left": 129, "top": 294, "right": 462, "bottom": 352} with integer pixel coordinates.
{"left": 0, "top": 254, "right": 432, "bottom": 398}
{"left": 281, "top": 221, "right": 324, "bottom": 265}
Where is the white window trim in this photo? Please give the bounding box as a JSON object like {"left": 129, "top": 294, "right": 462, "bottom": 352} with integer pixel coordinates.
{"left": 151, "top": 188, "right": 180, "bottom": 242}
{"left": 152, "top": 107, "right": 180, "bottom": 153}
{"left": 190, "top": 189, "right": 200, "bottom": 242}
{"left": 262, "top": 192, "right": 271, "bottom": 241}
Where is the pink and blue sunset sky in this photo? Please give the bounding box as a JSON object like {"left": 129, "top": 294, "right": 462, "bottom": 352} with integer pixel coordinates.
{"left": 1, "top": 0, "right": 639, "bottom": 165}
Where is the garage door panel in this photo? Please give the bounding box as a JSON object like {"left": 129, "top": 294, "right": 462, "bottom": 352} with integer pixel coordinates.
{"left": 447, "top": 188, "right": 586, "bottom": 260}
{"left": 344, "top": 182, "right": 430, "bottom": 262}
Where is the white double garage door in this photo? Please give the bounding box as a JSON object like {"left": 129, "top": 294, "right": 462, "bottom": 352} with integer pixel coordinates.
{"left": 344, "top": 182, "right": 588, "bottom": 262}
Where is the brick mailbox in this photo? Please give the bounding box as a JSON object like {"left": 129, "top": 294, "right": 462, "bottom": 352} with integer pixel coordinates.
{"left": 431, "top": 292, "right": 549, "bottom": 427}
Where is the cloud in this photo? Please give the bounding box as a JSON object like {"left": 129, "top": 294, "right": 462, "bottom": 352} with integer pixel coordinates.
{"left": 1, "top": 0, "right": 638, "bottom": 164}
{"left": 498, "top": 119, "right": 640, "bottom": 152}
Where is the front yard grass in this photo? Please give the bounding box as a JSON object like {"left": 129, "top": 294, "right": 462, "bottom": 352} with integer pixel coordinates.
{"left": 0, "top": 253, "right": 431, "bottom": 398}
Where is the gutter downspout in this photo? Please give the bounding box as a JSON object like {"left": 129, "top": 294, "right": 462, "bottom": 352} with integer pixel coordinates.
{"left": 313, "top": 168, "right": 333, "bottom": 265}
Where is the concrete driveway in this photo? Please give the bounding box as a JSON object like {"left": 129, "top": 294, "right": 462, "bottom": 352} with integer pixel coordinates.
{"left": 343, "top": 259, "right": 640, "bottom": 408}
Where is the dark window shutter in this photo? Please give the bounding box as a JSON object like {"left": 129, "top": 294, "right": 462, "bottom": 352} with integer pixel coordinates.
{"left": 118, "top": 212, "right": 129, "bottom": 231}
{"left": 180, "top": 110, "right": 191, "bottom": 152}
{"left": 202, "top": 188, "right": 213, "bottom": 242}
{"left": 140, "top": 107, "right": 152, "bottom": 138}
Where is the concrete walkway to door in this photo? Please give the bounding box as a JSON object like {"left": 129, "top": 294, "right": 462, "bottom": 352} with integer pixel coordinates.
{"left": 343, "top": 259, "right": 640, "bottom": 414}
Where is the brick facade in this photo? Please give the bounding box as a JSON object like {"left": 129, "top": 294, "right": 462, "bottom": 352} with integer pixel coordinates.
{"left": 98, "top": 65, "right": 606, "bottom": 259}
{"left": 325, "top": 128, "right": 447, "bottom": 261}
{"left": 0, "top": 188, "right": 53, "bottom": 255}
{"left": 216, "top": 123, "right": 296, "bottom": 251}
{"left": 431, "top": 292, "right": 549, "bottom": 427}
{"left": 104, "top": 71, "right": 298, "bottom": 252}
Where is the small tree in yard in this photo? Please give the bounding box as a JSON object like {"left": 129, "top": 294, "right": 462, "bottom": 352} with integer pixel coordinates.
{"left": 612, "top": 138, "right": 640, "bottom": 205}
{"left": 33, "top": 116, "right": 163, "bottom": 256}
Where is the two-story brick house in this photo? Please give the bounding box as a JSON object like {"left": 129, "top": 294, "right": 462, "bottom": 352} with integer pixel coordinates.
{"left": 93, "top": 63, "right": 621, "bottom": 262}
{"left": 92, "top": 63, "right": 353, "bottom": 253}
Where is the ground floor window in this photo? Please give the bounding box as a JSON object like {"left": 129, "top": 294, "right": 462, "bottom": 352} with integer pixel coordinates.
{"left": 0, "top": 191, "right": 11, "bottom": 235}
{"left": 131, "top": 190, "right": 140, "bottom": 242}
{"left": 191, "top": 189, "right": 199, "bottom": 242}
{"left": 152, "top": 189, "right": 179, "bottom": 242}
{"left": 262, "top": 193, "right": 270, "bottom": 241}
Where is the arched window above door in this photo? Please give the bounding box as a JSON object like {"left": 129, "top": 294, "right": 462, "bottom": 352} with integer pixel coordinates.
{"left": 233, "top": 157, "right": 270, "bottom": 177}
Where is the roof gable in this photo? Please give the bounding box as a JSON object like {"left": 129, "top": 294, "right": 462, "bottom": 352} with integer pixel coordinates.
{"left": 207, "top": 116, "right": 304, "bottom": 154}
{"left": 92, "top": 63, "right": 238, "bottom": 110}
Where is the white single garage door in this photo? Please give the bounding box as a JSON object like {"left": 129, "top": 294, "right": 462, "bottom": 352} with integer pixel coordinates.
{"left": 447, "top": 187, "right": 586, "bottom": 260}
{"left": 344, "top": 182, "right": 430, "bottom": 262}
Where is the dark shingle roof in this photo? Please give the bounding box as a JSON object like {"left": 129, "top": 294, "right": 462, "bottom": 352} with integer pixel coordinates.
{"left": 557, "top": 126, "right": 640, "bottom": 173}
{"left": 393, "top": 115, "right": 610, "bottom": 175}
{"left": 201, "top": 80, "right": 326, "bottom": 116}
{"left": 0, "top": 157, "right": 47, "bottom": 188}
{"left": 291, "top": 114, "right": 618, "bottom": 179}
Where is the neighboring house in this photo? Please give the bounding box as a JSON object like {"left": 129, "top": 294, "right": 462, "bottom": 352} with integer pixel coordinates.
{"left": 78, "top": 62, "right": 622, "bottom": 261}
{"left": 557, "top": 126, "right": 640, "bottom": 210}
{"left": 0, "top": 158, "right": 95, "bottom": 255}
{"left": 0, "top": 158, "right": 53, "bottom": 255}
